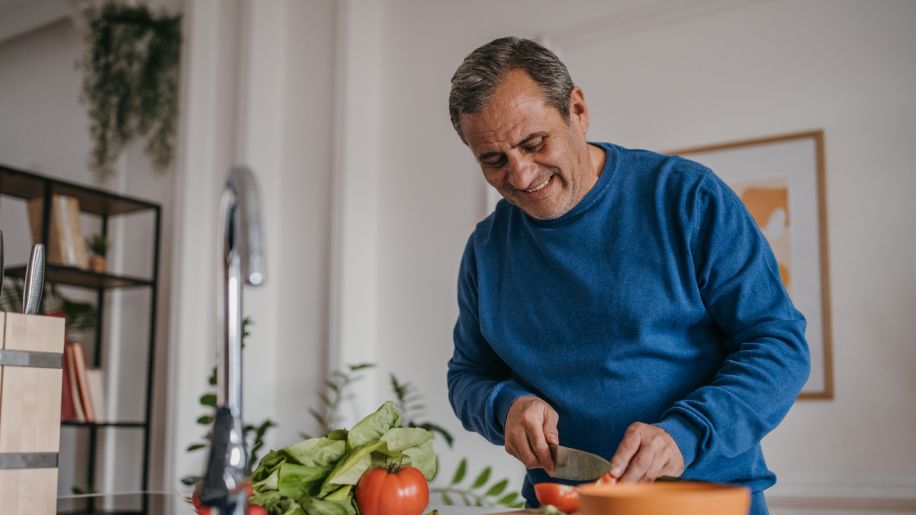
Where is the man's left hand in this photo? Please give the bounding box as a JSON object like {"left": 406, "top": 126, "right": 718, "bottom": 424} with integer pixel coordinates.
{"left": 609, "top": 422, "right": 685, "bottom": 483}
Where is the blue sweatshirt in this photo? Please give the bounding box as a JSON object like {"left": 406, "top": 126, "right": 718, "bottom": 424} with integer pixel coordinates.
{"left": 447, "top": 143, "right": 810, "bottom": 514}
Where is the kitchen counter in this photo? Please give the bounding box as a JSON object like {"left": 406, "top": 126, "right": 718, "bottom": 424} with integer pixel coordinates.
{"left": 56, "top": 492, "right": 533, "bottom": 514}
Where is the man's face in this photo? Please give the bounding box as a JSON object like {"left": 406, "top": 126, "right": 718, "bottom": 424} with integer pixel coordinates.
{"left": 459, "top": 68, "right": 599, "bottom": 220}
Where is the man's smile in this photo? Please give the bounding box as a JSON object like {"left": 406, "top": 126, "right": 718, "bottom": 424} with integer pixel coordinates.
{"left": 524, "top": 175, "right": 552, "bottom": 193}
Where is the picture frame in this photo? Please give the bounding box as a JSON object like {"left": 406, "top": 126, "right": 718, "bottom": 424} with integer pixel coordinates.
{"left": 671, "top": 130, "right": 834, "bottom": 399}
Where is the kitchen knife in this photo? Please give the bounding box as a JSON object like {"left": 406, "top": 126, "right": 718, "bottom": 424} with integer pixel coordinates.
{"left": 547, "top": 444, "right": 612, "bottom": 481}
{"left": 22, "top": 243, "right": 45, "bottom": 315}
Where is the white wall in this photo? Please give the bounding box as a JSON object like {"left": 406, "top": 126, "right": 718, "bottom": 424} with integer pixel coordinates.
{"left": 358, "top": 0, "right": 916, "bottom": 512}
{"left": 0, "top": 9, "right": 176, "bottom": 501}
{"left": 165, "top": 0, "right": 336, "bottom": 496}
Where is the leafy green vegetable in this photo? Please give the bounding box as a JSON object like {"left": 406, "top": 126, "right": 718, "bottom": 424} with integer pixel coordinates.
{"left": 347, "top": 401, "right": 400, "bottom": 449}
{"left": 401, "top": 440, "right": 437, "bottom": 480}
{"left": 283, "top": 437, "right": 346, "bottom": 467}
{"left": 250, "top": 401, "right": 435, "bottom": 514}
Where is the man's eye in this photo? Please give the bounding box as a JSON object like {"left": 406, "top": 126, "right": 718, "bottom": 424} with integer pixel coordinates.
{"left": 523, "top": 140, "right": 545, "bottom": 153}
{"left": 483, "top": 156, "right": 506, "bottom": 167}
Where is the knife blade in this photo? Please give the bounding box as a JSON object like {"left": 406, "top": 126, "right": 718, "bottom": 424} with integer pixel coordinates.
{"left": 547, "top": 444, "right": 612, "bottom": 481}
{"left": 22, "top": 243, "right": 45, "bottom": 315}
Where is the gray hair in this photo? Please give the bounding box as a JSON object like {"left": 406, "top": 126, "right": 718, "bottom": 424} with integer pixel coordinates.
{"left": 448, "top": 36, "right": 575, "bottom": 143}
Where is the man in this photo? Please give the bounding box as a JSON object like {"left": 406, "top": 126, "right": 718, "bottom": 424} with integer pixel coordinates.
{"left": 446, "top": 37, "right": 809, "bottom": 515}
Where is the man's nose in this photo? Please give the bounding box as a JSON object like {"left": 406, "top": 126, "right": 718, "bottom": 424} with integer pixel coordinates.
{"left": 505, "top": 153, "right": 538, "bottom": 190}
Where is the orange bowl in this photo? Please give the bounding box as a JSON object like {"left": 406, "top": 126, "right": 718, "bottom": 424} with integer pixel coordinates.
{"left": 577, "top": 481, "right": 750, "bottom": 515}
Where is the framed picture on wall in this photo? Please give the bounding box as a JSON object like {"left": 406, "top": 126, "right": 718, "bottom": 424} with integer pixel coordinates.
{"left": 671, "top": 130, "right": 834, "bottom": 399}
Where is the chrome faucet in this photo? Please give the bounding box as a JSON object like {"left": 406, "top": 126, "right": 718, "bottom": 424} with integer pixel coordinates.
{"left": 199, "top": 166, "right": 266, "bottom": 514}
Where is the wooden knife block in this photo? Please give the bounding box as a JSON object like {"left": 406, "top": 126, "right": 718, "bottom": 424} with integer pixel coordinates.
{"left": 0, "top": 312, "right": 66, "bottom": 515}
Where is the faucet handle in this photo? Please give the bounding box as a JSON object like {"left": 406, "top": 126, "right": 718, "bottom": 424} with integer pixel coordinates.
{"left": 199, "top": 406, "right": 248, "bottom": 511}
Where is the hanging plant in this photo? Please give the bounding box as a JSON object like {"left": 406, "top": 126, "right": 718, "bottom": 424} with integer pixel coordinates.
{"left": 79, "top": 2, "right": 181, "bottom": 180}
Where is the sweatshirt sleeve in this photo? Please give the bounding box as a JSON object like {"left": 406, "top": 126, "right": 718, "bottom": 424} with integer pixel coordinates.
{"left": 654, "top": 170, "right": 811, "bottom": 468}
{"left": 447, "top": 234, "right": 535, "bottom": 446}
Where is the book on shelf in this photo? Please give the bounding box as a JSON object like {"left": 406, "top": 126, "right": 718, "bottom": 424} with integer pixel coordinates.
{"left": 63, "top": 342, "right": 85, "bottom": 422}
{"left": 60, "top": 342, "right": 79, "bottom": 421}
{"left": 63, "top": 341, "right": 108, "bottom": 423}
{"left": 86, "top": 369, "right": 106, "bottom": 423}
{"left": 27, "top": 194, "right": 89, "bottom": 268}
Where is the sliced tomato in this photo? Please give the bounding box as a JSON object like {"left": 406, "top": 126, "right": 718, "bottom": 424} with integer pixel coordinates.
{"left": 594, "top": 472, "right": 618, "bottom": 486}
{"left": 534, "top": 482, "right": 579, "bottom": 513}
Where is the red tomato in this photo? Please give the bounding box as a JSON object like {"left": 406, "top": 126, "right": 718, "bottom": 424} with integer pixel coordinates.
{"left": 534, "top": 482, "right": 579, "bottom": 513}
{"left": 197, "top": 507, "right": 211, "bottom": 515}
{"left": 595, "top": 472, "right": 618, "bottom": 486}
{"left": 356, "top": 466, "right": 429, "bottom": 515}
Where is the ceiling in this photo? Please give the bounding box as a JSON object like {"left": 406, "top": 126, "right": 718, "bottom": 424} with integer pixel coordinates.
{"left": 0, "top": 0, "right": 71, "bottom": 44}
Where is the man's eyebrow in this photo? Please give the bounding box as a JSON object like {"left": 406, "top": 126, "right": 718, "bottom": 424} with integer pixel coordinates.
{"left": 477, "top": 132, "right": 548, "bottom": 161}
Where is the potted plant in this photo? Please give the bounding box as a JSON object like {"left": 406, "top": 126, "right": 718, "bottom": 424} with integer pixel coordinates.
{"left": 86, "top": 234, "right": 108, "bottom": 273}
{"left": 79, "top": 3, "right": 182, "bottom": 180}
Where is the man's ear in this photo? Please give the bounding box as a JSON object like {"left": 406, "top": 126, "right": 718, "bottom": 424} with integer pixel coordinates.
{"left": 568, "top": 85, "right": 589, "bottom": 134}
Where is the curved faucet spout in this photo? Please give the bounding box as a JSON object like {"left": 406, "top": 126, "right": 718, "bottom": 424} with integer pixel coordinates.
{"left": 200, "top": 166, "right": 266, "bottom": 514}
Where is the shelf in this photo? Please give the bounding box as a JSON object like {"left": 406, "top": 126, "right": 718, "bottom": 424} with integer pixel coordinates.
{"left": 61, "top": 421, "right": 147, "bottom": 429}
{"left": 0, "top": 163, "right": 158, "bottom": 216}
{"left": 4, "top": 264, "right": 153, "bottom": 289}
{"left": 4, "top": 163, "right": 161, "bottom": 499}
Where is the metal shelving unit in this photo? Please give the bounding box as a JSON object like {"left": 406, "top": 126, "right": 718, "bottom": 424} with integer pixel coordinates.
{"left": 0, "top": 163, "right": 161, "bottom": 514}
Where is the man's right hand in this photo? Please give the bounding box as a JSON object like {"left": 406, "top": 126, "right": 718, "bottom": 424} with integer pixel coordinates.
{"left": 504, "top": 396, "right": 559, "bottom": 472}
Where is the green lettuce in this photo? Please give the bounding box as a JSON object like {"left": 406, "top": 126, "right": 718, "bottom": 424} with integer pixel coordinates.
{"left": 346, "top": 401, "right": 400, "bottom": 449}
{"left": 249, "top": 401, "right": 436, "bottom": 515}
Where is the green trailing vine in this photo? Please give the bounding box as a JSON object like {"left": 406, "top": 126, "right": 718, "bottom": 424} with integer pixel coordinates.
{"left": 79, "top": 2, "right": 181, "bottom": 180}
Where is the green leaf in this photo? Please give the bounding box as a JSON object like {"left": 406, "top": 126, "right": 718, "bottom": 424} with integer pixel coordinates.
{"left": 199, "top": 393, "right": 217, "bottom": 407}
{"left": 250, "top": 450, "right": 286, "bottom": 482}
{"left": 186, "top": 443, "right": 206, "bottom": 452}
{"left": 451, "top": 458, "right": 467, "bottom": 485}
{"left": 278, "top": 463, "right": 334, "bottom": 499}
{"left": 250, "top": 491, "right": 282, "bottom": 511}
{"left": 299, "top": 494, "right": 357, "bottom": 515}
{"left": 497, "top": 492, "right": 520, "bottom": 505}
{"left": 347, "top": 401, "right": 400, "bottom": 449}
{"left": 324, "top": 484, "right": 352, "bottom": 502}
{"left": 442, "top": 492, "right": 454, "bottom": 505}
{"left": 379, "top": 427, "right": 432, "bottom": 453}
{"left": 252, "top": 468, "right": 279, "bottom": 492}
{"left": 196, "top": 415, "right": 213, "bottom": 425}
{"left": 485, "top": 478, "right": 508, "bottom": 497}
{"left": 179, "top": 475, "right": 198, "bottom": 486}
{"left": 318, "top": 441, "right": 384, "bottom": 497}
{"left": 325, "top": 429, "right": 348, "bottom": 441}
{"left": 400, "top": 440, "right": 437, "bottom": 480}
{"left": 471, "top": 466, "right": 491, "bottom": 489}
{"left": 348, "top": 363, "right": 374, "bottom": 371}
{"left": 282, "top": 437, "right": 346, "bottom": 468}
{"left": 417, "top": 422, "right": 454, "bottom": 448}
